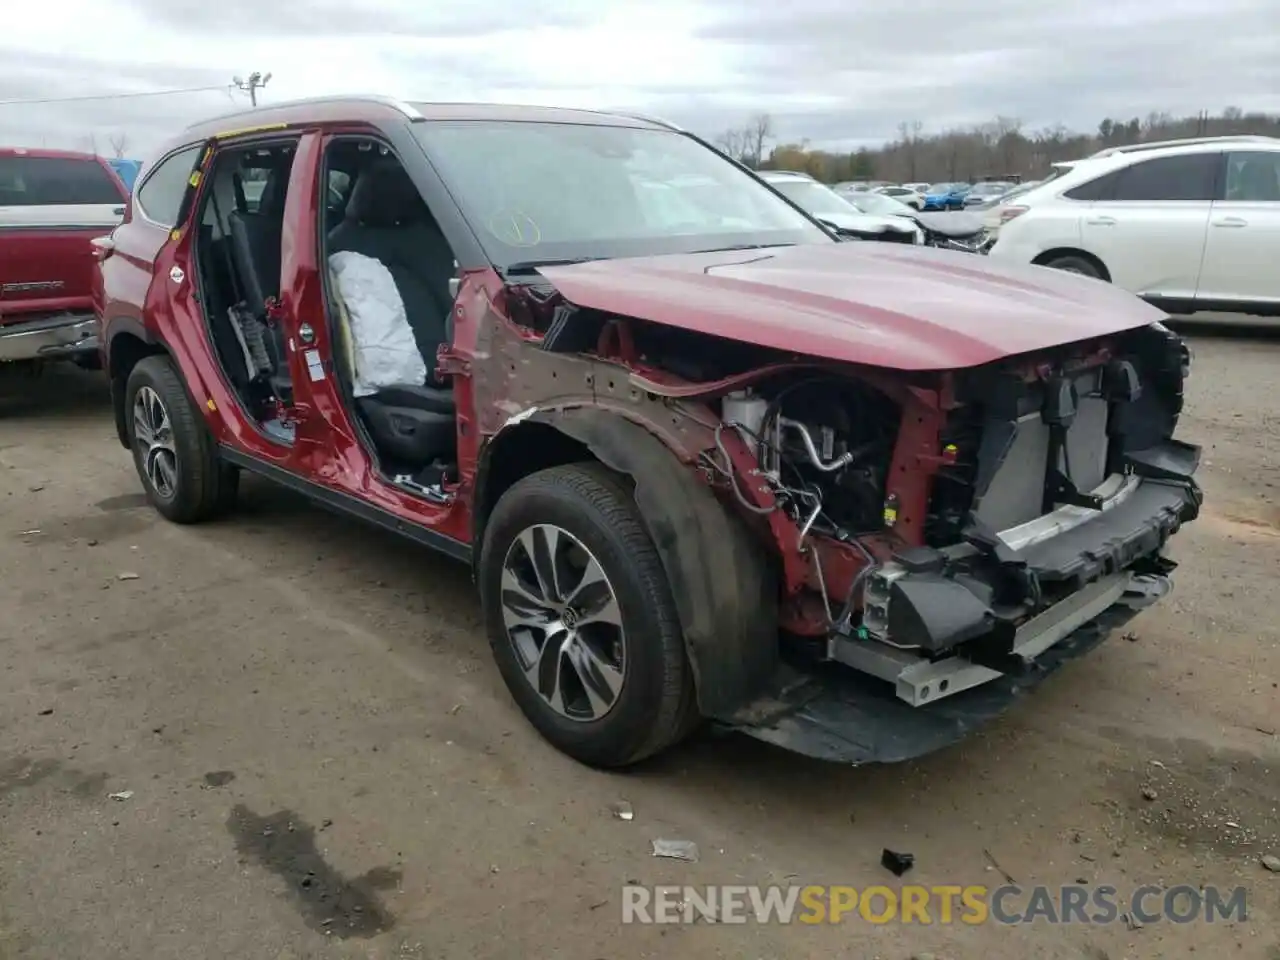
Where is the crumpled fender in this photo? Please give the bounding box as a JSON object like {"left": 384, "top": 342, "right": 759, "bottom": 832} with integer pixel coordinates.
{"left": 486, "top": 407, "right": 779, "bottom": 720}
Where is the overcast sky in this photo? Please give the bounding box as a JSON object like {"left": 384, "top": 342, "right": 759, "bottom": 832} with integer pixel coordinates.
{"left": 3, "top": 0, "right": 1277, "bottom": 158}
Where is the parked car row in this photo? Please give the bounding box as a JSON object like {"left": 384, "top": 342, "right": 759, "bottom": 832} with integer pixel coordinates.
{"left": 73, "top": 95, "right": 1201, "bottom": 773}
{"left": 769, "top": 171, "right": 991, "bottom": 251}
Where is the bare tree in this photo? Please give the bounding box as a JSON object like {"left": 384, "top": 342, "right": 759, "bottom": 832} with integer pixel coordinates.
{"left": 713, "top": 127, "right": 746, "bottom": 163}
{"left": 86, "top": 132, "right": 100, "bottom": 156}
{"left": 896, "top": 120, "right": 924, "bottom": 180}
{"left": 744, "top": 113, "right": 774, "bottom": 169}
{"left": 108, "top": 133, "right": 129, "bottom": 159}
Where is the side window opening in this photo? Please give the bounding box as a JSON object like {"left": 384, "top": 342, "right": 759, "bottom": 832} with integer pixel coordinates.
{"left": 0, "top": 155, "right": 124, "bottom": 206}
{"left": 320, "top": 138, "right": 460, "bottom": 488}
{"left": 136, "top": 146, "right": 203, "bottom": 225}
{"left": 1063, "top": 169, "right": 1120, "bottom": 202}
{"left": 1106, "top": 154, "right": 1217, "bottom": 202}
{"left": 1224, "top": 151, "right": 1280, "bottom": 202}
{"left": 190, "top": 140, "right": 299, "bottom": 440}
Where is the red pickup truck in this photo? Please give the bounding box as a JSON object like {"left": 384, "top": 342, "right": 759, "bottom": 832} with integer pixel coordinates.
{"left": 0, "top": 147, "right": 127, "bottom": 367}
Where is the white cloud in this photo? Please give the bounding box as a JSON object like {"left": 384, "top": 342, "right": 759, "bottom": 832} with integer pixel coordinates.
{"left": 2, "top": 0, "right": 1277, "bottom": 157}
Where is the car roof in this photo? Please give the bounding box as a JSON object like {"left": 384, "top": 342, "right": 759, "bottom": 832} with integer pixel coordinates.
{"left": 759, "top": 170, "right": 815, "bottom": 181}
{"left": 0, "top": 146, "right": 103, "bottom": 162}
{"left": 179, "top": 94, "right": 674, "bottom": 142}
{"left": 1086, "top": 134, "right": 1280, "bottom": 160}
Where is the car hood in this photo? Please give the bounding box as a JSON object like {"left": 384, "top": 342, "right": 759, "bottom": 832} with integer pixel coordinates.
{"left": 816, "top": 210, "right": 916, "bottom": 235}
{"left": 536, "top": 242, "right": 1165, "bottom": 371}
{"left": 914, "top": 209, "right": 986, "bottom": 238}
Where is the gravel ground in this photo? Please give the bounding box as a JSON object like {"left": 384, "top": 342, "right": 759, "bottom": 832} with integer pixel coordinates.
{"left": 1, "top": 323, "right": 1277, "bottom": 960}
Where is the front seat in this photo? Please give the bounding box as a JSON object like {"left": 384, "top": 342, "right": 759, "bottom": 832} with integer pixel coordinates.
{"left": 329, "top": 159, "right": 457, "bottom": 378}
{"left": 328, "top": 161, "right": 458, "bottom": 464}
{"left": 1234, "top": 160, "right": 1280, "bottom": 201}
{"left": 328, "top": 269, "right": 455, "bottom": 465}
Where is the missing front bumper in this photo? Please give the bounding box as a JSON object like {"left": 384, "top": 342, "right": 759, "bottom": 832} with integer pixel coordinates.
{"left": 724, "top": 598, "right": 1143, "bottom": 765}
{"left": 832, "top": 570, "right": 1137, "bottom": 707}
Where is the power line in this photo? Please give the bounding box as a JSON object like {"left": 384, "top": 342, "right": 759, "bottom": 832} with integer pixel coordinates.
{"left": 0, "top": 85, "right": 238, "bottom": 107}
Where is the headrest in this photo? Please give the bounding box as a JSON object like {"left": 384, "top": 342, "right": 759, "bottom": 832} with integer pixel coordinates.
{"left": 1237, "top": 161, "right": 1279, "bottom": 200}
{"left": 345, "top": 160, "right": 423, "bottom": 227}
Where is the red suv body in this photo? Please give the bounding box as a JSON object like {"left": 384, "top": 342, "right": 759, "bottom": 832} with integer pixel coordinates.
{"left": 97, "top": 97, "right": 1200, "bottom": 767}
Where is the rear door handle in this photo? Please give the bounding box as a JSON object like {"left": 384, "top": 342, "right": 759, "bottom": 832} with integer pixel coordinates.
{"left": 1085, "top": 216, "right": 1116, "bottom": 226}
{"left": 1212, "top": 217, "right": 1248, "bottom": 227}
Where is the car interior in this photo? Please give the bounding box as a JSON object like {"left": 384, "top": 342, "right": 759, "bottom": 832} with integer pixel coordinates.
{"left": 321, "top": 139, "right": 461, "bottom": 497}
{"left": 190, "top": 137, "right": 462, "bottom": 498}
{"left": 192, "top": 141, "right": 299, "bottom": 443}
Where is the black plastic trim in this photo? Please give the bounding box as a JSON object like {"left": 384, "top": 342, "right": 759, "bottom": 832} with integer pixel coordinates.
{"left": 217, "top": 446, "right": 472, "bottom": 562}
{"left": 1018, "top": 477, "right": 1198, "bottom": 583}
{"left": 728, "top": 599, "right": 1141, "bottom": 765}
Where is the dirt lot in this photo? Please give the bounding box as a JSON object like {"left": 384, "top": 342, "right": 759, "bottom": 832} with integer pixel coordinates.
{"left": 1, "top": 323, "right": 1277, "bottom": 960}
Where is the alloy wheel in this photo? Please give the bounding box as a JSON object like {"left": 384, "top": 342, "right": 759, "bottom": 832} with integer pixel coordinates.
{"left": 132, "top": 385, "right": 178, "bottom": 499}
{"left": 499, "top": 523, "right": 626, "bottom": 722}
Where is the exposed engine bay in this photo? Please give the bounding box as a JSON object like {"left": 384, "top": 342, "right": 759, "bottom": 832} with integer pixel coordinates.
{"left": 501, "top": 264, "right": 1200, "bottom": 737}
{"left": 692, "top": 321, "right": 1200, "bottom": 708}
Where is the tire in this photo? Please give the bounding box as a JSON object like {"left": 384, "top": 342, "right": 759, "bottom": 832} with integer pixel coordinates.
{"left": 1042, "top": 255, "right": 1105, "bottom": 280}
{"left": 124, "top": 355, "right": 238, "bottom": 523}
{"left": 479, "top": 462, "right": 696, "bottom": 767}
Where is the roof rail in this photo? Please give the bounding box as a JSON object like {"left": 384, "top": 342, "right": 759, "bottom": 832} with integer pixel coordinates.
{"left": 566, "top": 107, "right": 682, "bottom": 131}
{"left": 186, "top": 94, "right": 423, "bottom": 130}
{"left": 1087, "top": 134, "right": 1280, "bottom": 159}
{"left": 612, "top": 110, "right": 682, "bottom": 131}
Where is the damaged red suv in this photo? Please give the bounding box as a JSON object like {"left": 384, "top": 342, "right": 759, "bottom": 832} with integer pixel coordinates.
{"left": 96, "top": 96, "right": 1200, "bottom": 767}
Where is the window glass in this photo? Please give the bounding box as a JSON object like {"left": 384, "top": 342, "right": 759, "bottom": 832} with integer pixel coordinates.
{"left": 768, "top": 179, "right": 859, "bottom": 218}
{"left": 1108, "top": 154, "right": 1216, "bottom": 202}
{"left": 412, "top": 120, "right": 829, "bottom": 267}
{"left": 1223, "top": 151, "right": 1280, "bottom": 202}
{"left": 0, "top": 155, "right": 125, "bottom": 206}
{"left": 1063, "top": 170, "right": 1121, "bottom": 201}
{"left": 233, "top": 145, "right": 296, "bottom": 215}
{"left": 136, "top": 146, "right": 202, "bottom": 224}
{"left": 847, "top": 192, "right": 917, "bottom": 217}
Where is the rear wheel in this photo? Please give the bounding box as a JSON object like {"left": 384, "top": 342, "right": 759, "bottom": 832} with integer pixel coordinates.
{"left": 479, "top": 463, "right": 696, "bottom": 767}
{"left": 125, "top": 355, "right": 238, "bottom": 523}
{"left": 1043, "top": 254, "right": 1105, "bottom": 280}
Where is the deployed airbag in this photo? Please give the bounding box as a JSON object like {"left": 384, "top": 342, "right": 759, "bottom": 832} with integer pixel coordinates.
{"left": 328, "top": 250, "right": 427, "bottom": 397}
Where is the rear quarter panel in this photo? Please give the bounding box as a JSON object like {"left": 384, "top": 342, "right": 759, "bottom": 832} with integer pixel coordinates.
{"left": 99, "top": 212, "right": 171, "bottom": 344}
{"left": 1, "top": 205, "right": 123, "bottom": 322}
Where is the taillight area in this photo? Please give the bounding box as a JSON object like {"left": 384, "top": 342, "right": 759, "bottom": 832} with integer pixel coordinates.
{"left": 1000, "top": 205, "right": 1029, "bottom": 223}
{"left": 90, "top": 236, "right": 115, "bottom": 262}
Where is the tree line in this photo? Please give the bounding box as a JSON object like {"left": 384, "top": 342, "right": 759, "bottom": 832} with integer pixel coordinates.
{"left": 714, "top": 108, "right": 1280, "bottom": 184}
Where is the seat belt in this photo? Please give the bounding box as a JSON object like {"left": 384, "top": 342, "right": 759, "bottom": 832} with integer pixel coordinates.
{"left": 209, "top": 183, "right": 272, "bottom": 381}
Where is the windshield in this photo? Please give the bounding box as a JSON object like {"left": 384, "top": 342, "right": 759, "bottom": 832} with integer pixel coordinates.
{"left": 926, "top": 183, "right": 955, "bottom": 194}
{"left": 765, "top": 178, "right": 860, "bottom": 218}
{"left": 847, "top": 192, "right": 916, "bottom": 217}
{"left": 411, "top": 121, "right": 830, "bottom": 268}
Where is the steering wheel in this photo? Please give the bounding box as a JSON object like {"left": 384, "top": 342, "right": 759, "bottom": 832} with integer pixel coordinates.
{"left": 486, "top": 209, "right": 542, "bottom": 248}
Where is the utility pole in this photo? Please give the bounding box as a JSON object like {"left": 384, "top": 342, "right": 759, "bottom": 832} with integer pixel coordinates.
{"left": 233, "top": 71, "right": 272, "bottom": 107}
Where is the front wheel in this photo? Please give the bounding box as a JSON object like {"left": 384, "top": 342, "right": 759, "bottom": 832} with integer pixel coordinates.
{"left": 479, "top": 463, "right": 696, "bottom": 767}
{"left": 124, "top": 355, "right": 238, "bottom": 523}
{"left": 1042, "top": 255, "right": 1105, "bottom": 280}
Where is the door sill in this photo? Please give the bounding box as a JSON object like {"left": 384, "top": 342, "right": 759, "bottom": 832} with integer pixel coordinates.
{"left": 218, "top": 446, "right": 471, "bottom": 562}
{"left": 1144, "top": 295, "right": 1280, "bottom": 318}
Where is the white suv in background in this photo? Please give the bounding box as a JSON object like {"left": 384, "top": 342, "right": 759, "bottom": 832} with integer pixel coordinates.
{"left": 988, "top": 136, "right": 1280, "bottom": 316}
